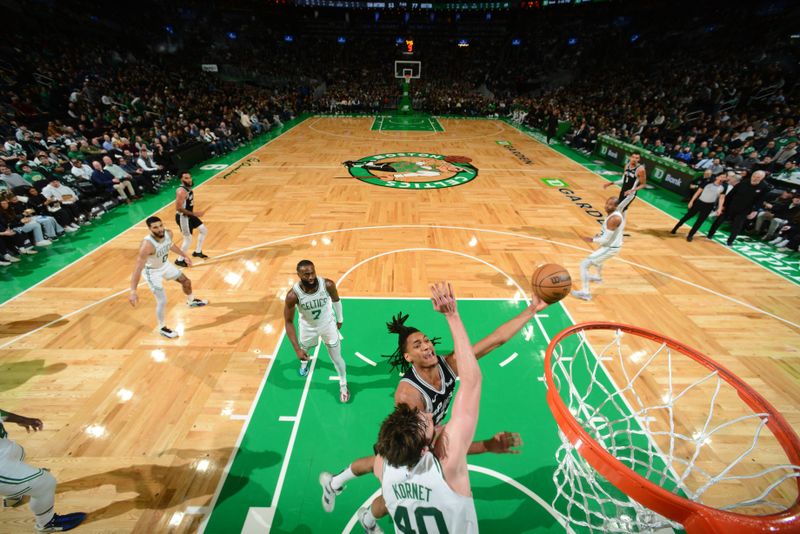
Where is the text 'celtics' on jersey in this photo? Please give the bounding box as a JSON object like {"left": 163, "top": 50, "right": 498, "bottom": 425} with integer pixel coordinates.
{"left": 292, "top": 277, "right": 336, "bottom": 327}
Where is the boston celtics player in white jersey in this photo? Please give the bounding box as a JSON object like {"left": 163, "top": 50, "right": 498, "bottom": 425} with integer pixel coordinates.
{"left": 0, "top": 408, "right": 86, "bottom": 531}
{"left": 129, "top": 216, "right": 208, "bottom": 338}
{"left": 373, "top": 282, "right": 481, "bottom": 534}
{"left": 284, "top": 260, "right": 349, "bottom": 402}
{"left": 572, "top": 192, "right": 635, "bottom": 301}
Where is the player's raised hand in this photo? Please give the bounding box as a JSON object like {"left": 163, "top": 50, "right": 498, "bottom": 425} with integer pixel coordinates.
{"left": 485, "top": 431, "right": 523, "bottom": 454}
{"left": 526, "top": 292, "right": 548, "bottom": 314}
{"left": 128, "top": 290, "right": 139, "bottom": 307}
{"left": 430, "top": 281, "right": 457, "bottom": 315}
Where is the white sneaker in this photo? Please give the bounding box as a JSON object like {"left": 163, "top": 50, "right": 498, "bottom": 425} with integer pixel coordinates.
{"left": 0, "top": 259, "right": 9, "bottom": 266}
{"left": 159, "top": 326, "right": 179, "bottom": 339}
{"left": 35, "top": 240, "right": 52, "bottom": 247}
{"left": 3, "top": 254, "right": 20, "bottom": 263}
{"left": 20, "top": 247, "right": 37, "bottom": 255}
{"left": 776, "top": 239, "right": 789, "bottom": 248}
{"left": 571, "top": 290, "right": 592, "bottom": 301}
{"left": 357, "top": 507, "right": 383, "bottom": 534}
{"left": 339, "top": 384, "right": 350, "bottom": 403}
{"left": 64, "top": 226, "right": 78, "bottom": 233}
{"left": 319, "top": 471, "right": 341, "bottom": 512}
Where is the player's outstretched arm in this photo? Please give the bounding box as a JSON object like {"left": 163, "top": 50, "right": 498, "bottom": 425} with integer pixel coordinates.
{"left": 0, "top": 409, "right": 43, "bottom": 432}
{"left": 283, "top": 290, "right": 309, "bottom": 361}
{"left": 129, "top": 240, "right": 153, "bottom": 307}
{"left": 430, "top": 282, "right": 480, "bottom": 497}
{"left": 460, "top": 292, "right": 547, "bottom": 365}
{"left": 468, "top": 431, "right": 523, "bottom": 455}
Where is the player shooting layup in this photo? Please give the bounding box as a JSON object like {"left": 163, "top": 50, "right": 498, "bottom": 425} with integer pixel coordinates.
{"left": 373, "top": 282, "right": 481, "bottom": 533}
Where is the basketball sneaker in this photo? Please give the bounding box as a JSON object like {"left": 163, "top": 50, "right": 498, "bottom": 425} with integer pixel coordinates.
{"left": 339, "top": 384, "right": 350, "bottom": 403}
{"left": 188, "top": 298, "right": 208, "bottom": 307}
{"left": 587, "top": 275, "right": 602, "bottom": 283}
{"left": 36, "top": 512, "right": 87, "bottom": 532}
{"left": 174, "top": 259, "right": 188, "bottom": 267}
{"left": 159, "top": 327, "right": 179, "bottom": 339}
{"left": 342, "top": 160, "right": 356, "bottom": 168}
{"left": 571, "top": 290, "right": 592, "bottom": 301}
{"left": 192, "top": 251, "right": 209, "bottom": 259}
{"left": 319, "top": 471, "right": 341, "bottom": 512}
{"left": 298, "top": 362, "right": 309, "bottom": 377}
{"left": 357, "top": 507, "right": 384, "bottom": 534}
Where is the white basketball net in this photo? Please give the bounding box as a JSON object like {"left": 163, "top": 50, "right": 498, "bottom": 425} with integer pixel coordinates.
{"left": 548, "top": 327, "right": 800, "bottom": 533}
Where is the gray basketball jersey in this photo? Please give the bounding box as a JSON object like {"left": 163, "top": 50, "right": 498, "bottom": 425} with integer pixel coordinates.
{"left": 292, "top": 277, "right": 335, "bottom": 327}
{"left": 383, "top": 452, "right": 479, "bottom": 534}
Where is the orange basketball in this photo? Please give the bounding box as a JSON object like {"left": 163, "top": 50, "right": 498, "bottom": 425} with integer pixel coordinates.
{"left": 531, "top": 264, "right": 572, "bottom": 304}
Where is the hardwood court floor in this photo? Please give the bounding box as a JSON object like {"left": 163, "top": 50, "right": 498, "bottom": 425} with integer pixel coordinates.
{"left": 0, "top": 117, "right": 798, "bottom": 533}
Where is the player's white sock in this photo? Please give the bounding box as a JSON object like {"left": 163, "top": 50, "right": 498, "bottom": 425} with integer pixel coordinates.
{"left": 187, "top": 293, "right": 194, "bottom": 303}
{"left": 327, "top": 342, "right": 347, "bottom": 386}
{"left": 300, "top": 360, "right": 309, "bottom": 370}
{"left": 179, "top": 233, "right": 191, "bottom": 261}
{"left": 195, "top": 224, "right": 208, "bottom": 252}
{"left": 361, "top": 507, "right": 377, "bottom": 529}
{"left": 331, "top": 466, "right": 356, "bottom": 491}
{"left": 154, "top": 288, "right": 167, "bottom": 329}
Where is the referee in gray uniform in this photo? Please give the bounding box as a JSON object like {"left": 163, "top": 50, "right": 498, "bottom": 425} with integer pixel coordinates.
{"left": 671, "top": 172, "right": 727, "bottom": 241}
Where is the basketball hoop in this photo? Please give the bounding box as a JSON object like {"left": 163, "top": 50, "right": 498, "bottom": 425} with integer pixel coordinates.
{"left": 544, "top": 322, "right": 800, "bottom": 533}
{"left": 403, "top": 74, "right": 412, "bottom": 85}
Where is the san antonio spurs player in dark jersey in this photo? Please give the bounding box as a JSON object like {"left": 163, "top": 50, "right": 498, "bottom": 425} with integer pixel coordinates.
{"left": 174, "top": 172, "right": 209, "bottom": 268}
{"left": 320, "top": 293, "right": 549, "bottom": 532}
{"left": 603, "top": 152, "right": 647, "bottom": 211}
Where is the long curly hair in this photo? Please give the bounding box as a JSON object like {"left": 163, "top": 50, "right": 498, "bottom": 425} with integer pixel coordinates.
{"left": 382, "top": 312, "right": 440, "bottom": 374}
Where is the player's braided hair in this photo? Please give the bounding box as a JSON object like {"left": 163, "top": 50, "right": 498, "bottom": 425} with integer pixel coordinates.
{"left": 382, "top": 312, "right": 440, "bottom": 374}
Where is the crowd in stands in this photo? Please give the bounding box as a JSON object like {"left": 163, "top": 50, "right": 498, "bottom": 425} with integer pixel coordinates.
{"left": 1, "top": 0, "right": 799, "bottom": 270}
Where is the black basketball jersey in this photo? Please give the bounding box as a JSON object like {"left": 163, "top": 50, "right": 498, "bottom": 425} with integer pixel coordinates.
{"left": 178, "top": 185, "right": 194, "bottom": 213}
{"left": 621, "top": 163, "right": 642, "bottom": 193}
{"left": 400, "top": 356, "right": 457, "bottom": 426}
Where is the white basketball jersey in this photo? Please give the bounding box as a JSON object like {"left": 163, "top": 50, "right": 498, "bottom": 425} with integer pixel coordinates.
{"left": 602, "top": 210, "right": 626, "bottom": 248}
{"left": 144, "top": 231, "right": 172, "bottom": 269}
{"left": 383, "top": 452, "right": 479, "bottom": 534}
{"left": 292, "top": 277, "right": 335, "bottom": 327}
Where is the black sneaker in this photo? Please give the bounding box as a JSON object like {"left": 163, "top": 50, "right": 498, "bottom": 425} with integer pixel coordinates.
{"left": 159, "top": 327, "right": 179, "bottom": 339}
{"left": 188, "top": 298, "right": 208, "bottom": 308}
{"left": 192, "top": 251, "right": 209, "bottom": 259}
{"left": 36, "top": 512, "right": 87, "bottom": 531}
{"left": 174, "top": 259, "right": 188, "bottom": 267}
